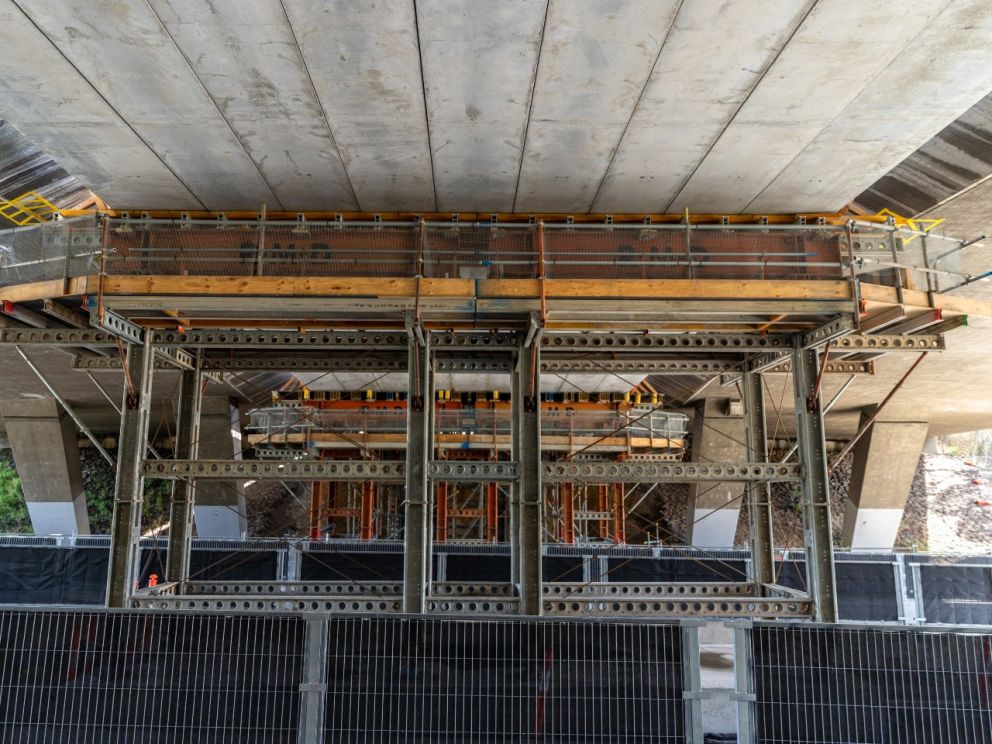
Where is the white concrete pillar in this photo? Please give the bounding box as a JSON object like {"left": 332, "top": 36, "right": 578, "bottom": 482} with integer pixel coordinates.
{"left": 193, "top": 396, "right": 247, "bottom": 537}
{"left": 841, "top": 409, "right": 928, "bottom": 550}
{"left": 0, "top": 397, "right": 89, "bottom": 535}
{"left": 686, "top": 398, "right": 744, "bottom": 547}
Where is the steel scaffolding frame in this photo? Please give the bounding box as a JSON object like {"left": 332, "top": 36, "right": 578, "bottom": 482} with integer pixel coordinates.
{"left": 0, "top": 315, "right": 944, "bottom": 619}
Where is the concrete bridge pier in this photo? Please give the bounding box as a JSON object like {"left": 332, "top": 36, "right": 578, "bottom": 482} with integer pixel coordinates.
{"left": 841, "top": 408, "right": 929, "bottom": 550}
{"left": 0, "top": 397, "right": 89, "bottom": 535}
{"left": 193, "top": 396, "right": 247, "bottom": 538}
{"left": 686, "top": 398, "right": 744, "bottom": 547}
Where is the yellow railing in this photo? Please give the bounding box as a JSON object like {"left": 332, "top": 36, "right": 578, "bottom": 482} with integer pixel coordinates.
{"left": 0, "top": 191, "right": 60, "bottom": 226}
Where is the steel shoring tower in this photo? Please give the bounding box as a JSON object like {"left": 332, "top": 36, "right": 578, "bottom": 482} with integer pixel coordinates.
{"left": 0, "top": 214, "right": 958, "bottom": 621}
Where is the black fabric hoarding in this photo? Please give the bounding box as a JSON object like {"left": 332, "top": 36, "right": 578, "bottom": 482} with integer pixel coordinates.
{"left": 0, "top": 546, "right": 108, "bottom": 605}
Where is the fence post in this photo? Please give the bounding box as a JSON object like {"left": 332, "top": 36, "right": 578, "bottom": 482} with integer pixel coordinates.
{"left": 297, "top": 617, "right": 328, "bottom": 744}
{"left": 681, "top": 620, "right": 705, "bottom": 744}
{"left": 730, "top": 620, "right": 756, "bottom": 744}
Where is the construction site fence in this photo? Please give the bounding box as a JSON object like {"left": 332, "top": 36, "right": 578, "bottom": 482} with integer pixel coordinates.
{"left": 3, "top": 537, "right": 992, "bottom": 626}
{"left": 1, "top": 607, "right": 989, "bottom": 743}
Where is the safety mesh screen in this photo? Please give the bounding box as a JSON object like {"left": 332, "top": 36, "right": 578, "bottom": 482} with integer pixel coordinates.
{"left": 0, "top": 609, "right": 304, "bottom": 743}
{"left": 98, "top": 219, "right": 845, "bottom": 282}
{"left": 752, "top": 624, "right": 992, "bottom": 743}
{"left": 543, "top": 227, "right": 844, "bottom": 281}
{"left": 324, "top": 616, "right": 684, "bottom": 742}
{"left": 0, "top": 217, "right": 101, "bottom": 286}
{"left": 104, "top": 223, "right": 418, "bottom": 278}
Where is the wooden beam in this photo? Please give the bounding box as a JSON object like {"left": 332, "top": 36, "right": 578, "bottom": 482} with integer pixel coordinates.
{"left": 860, "top": 282, "right": 992, "bottom": 319}
{"left": 480, "top": 279, "right": 853, "bottom": 300}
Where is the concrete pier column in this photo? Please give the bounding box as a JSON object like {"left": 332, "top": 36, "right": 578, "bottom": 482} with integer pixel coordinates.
{"left": 0, "top": 398, "right": 89, "bottom": 535}
{"left": 841, "top": 409, "right": 928, "bottom": 549}
{"left": 686, "top": 398, "right": 744, "bottom": 547}
{"left": 193, "top": 396, "right": 247, "bottom": 537}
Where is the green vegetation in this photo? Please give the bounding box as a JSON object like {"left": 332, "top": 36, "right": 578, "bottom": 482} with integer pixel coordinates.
{"left": 0, "top": 448, "right": 173, "bottom": 535}
{"left": 0, "top": 454, "right": 30, "bottom": 533}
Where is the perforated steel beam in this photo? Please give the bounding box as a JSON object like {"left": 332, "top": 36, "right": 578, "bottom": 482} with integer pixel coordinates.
{"left": 106, "top": 337, "right": 154, "bottom": 607}
{"left": 142, "top": 459, "right": 406, "bottom": 481}
{"left": 165, "top": 364, "right": 202, "bottom": 584}
{"left": 403, "top": 334, "right": 432, "bottom": 614}
{"left": 427, "top": 461, "right": 520, "bottom": 481}
{"left": 516, "top": 342, "right": 542, "bottom": 616}
{"left": 542, "top": 461, "right": 800, "bottom": 483}
{"left": 792, "top": 344, "right": 839, "bottom": 623}
{"left": 748, "top": 333, "right": 944, "bottom": 373}
{"left": 540, "top": 332, "right": 791, "bottom": 353}
{"left": 742, "top": 369, "right": 774, "bottom": 589}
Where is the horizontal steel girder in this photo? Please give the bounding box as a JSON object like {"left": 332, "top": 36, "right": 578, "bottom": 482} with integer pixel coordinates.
{"left": 129, "top": 594, "right": 812, "bottom": 617}
{"left": 74, "top": 353, "right": 742, "bottom": 374}
{"left": 721, "top": 360, "right": 874, "bottom": 385}
{"left": 142, "top": 459, "right": 800, "bottom": 483}
{"left": 427, "top": 461, "right": 520, "bottom": 481}
{"left": 542, "top": 461, "right": 801, "bottom": 483}
{"left": 748, "top": 333, "right": 945, "bottom": 373}
{"left": 142, "top": 459, "right": 406, "bottom": 481}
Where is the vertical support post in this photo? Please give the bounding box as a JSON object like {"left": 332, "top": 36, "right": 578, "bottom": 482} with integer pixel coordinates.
{"left": 297, "top": 617, "right": 328, "bottom": 744}
{"left": 561, "top": 482, "right": 575, "bottom": 545}
{"left": 730, "top": 621, "right": 756, "bottom": 744}
{"left": 515, "top": 341, "right": 542, "bottom": 615}
{"left": 792, "top": 344, "right": 838, "bottom": 622}
{"left": 741, "top": 369, "right": 774, "bottom": 589}
{"left": 403, "top": 333, "right": 432, "bottom": 613}
{"left": 166, "top": 362, "right": 202, "bottom": 584}
{"left": 681, "top": 621, "right": 704, "bottom": 744}
{"left": 485, "top": 482, "right": 498, "bottom": 543}
{"left": 612, "top": 482, "right": 625, "bottom": 544}
{"left": 435, "top": 482, "right": 448, "bottom": 543}
{"left": 360, "top": 481, "right": 375, "bottom": 541}
{"left": 106, "top": 335, "right": 154, "bottom": 607}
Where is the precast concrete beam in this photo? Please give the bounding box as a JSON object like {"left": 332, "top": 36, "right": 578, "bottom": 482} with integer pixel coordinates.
{"left": 841, "top": 410, "right": 928, "bottom": 550}
{"left": 13, "top": 0, "right": 280, "bottom": 209}
{"left": 670, "top": 0, "right": 953, "bottom": 213}
{"left": 416, "top": 0, "right": 545, "bottom": 211}
{"left": 593, "top": 0, "right": 814, "bottom": 213}
{"left": 515, "top": 0, "right": 679, "bottom": 212}
{"left": 147, "top": 0, "right": 359, "bottom": 210}
{"left": 0, "top": 397, "right": 89, "bottom": 535}
{"left": 282, "top": 0, "right": 435, "bottom": 210}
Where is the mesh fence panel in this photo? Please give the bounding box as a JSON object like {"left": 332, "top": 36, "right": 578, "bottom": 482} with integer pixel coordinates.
{"left": 544, "top": 227, "right": 844, "bottom": 281}
{"left": 752, "top": 623, "right": 992, "bottom": 743}
{"left": 104, "top": 223, "right": 419, "bottom": 278}
{"left": 324, "top": 616, "right": 685, "bottom": 742}
{"left": 0, "top": 609, "right": 304, "bottom": 743}
{"left": 0, "top": 217, "right": 101, "bottom": 286}
{"left": 424, "top": 226, "right": 537, "bottom": 279}
{"left": 98, "top": 220, "right": 846, "bottom": 282}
